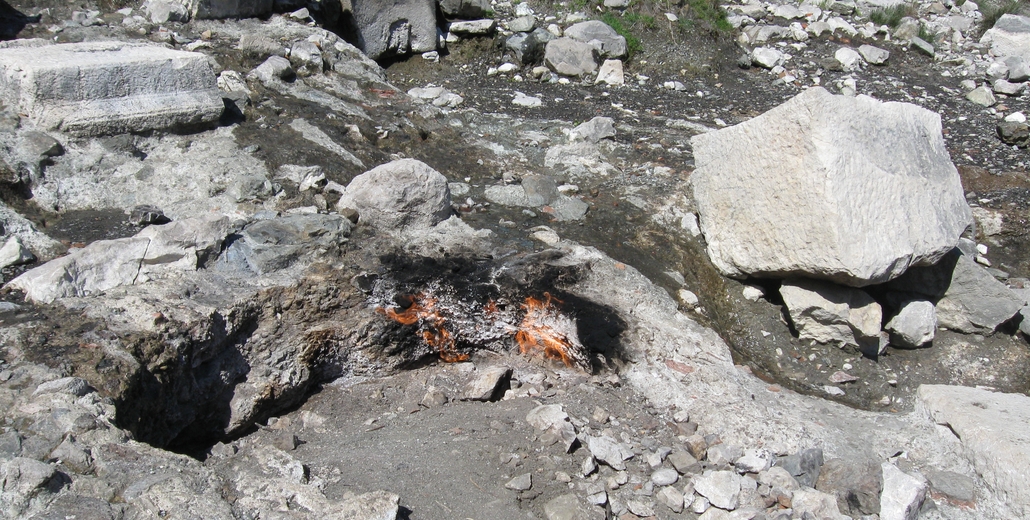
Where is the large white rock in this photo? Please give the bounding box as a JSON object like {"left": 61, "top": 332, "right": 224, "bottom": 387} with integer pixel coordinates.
{"left": 343, "top": 159, "right": 452, "bottom": 231}
{"left": 693, "top": 470, "right": 741, "bottom": 510}
{"left": 780, "top": 278, "right": 882, "bottom": 351}
{"left": 690, "top": 87, "right": 972, "bottom": 287}
{"left": 885, "top": 300, "right": 935, "bottom": 348}
{"left": 544, "top": 38, "right": 599, "bottom": 76}
{"left": 350, "top": 0, "right": 438, "bottom": 60}
{"left": 563, "top": 20, "right": 627, "bottom": 59}
{"left": 918, "top": 385, "right": 1030, "bottom": 518}
{"left": 981, "top": 14, "right": 1030, "bottom": 62}
{"left": 0, "top": 41, "right": 224, "bottom": 136}
{"left": 935, "top": 254, "right": 1023, "bottom": 334}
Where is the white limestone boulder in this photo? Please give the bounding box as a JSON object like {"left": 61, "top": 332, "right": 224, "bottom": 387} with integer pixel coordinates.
{"left": 981, "top": 14, "right": 1030, "bottom": 62}
{"left": 779, "top": 278, "right": 882, "bottom": 352}
{"left": 0, "top": 41, "right": 224, "bottom": 136}
{"left": 342, "top": 159, "right": 452, "bottom": 232}
{"left": 690, "top": 87, "right": 972, "bottom": 287}
{"left": 918, "top": 385, "right": 1030, "bottom": 518}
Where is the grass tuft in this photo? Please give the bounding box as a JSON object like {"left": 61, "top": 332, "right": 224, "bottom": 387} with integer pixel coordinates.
{"left": 601, "top": 12, "right": 644, "bottom": 58}
{"left": 979, "top": 0, "right": 1022, "bottom": 34}
{"left": 868, "top": 4, "right": 914, "bottom": 27}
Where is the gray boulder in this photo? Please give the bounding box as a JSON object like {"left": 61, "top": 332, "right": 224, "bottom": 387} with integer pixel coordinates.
{"left": 350, "top": 0, "right": 438, "bottom": 60}
{"left": 981, "top": 14, "right": 1030, "bottom": 62}
{"left": 0, "top": 42, "right": 223, "bottom": 136}
{"left": 544, "top": 38, "right": 598, "bottom": 76}
{"left": 343, "top": 159, "right": 452, "bottom": 231}
{"left": 506, "top": 28, "right": 555, "bottom": 65}
{"left": 570, "top": 116, "right": 616, "bottom": 142}
{"left": 438, "top": 0, "right": 490, "bottom": 19}
{"left": 919, "top": 385, "right": 1030, "bottom": 518}
{"left": 563, "top": 20, "right": 627, "bottom": 58}
{"left": 0, "top": 236, "right": 34, "bottom": 268}
{"left": 880, "top": 463, "right": 927, "bottom": 520}
{"left": 691, "top": 87, "right": 972, "bottom": 287}
{"left": 779, "top": 278, "right": 881, "bottom": 352}
{"left": 885, "top": 300, "right": 936, "bottom": 348}
{"left": 143, "top": 0, "right": 190, "bottom": 23}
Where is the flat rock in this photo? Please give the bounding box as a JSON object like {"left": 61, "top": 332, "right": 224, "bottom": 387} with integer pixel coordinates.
{"left": 693, "top": 470, "right": 741, "bottom": 510}
{"left": 0, "top": 236, "right": 34, "bottom": 269}
{"left": 792, "top": 488, "right": 849, "bottom": 520}
{"left": 544, "top": 38, "right": 598, "bottom": 76}
{"left": 0, "top": 42, "right": 223, "bottom": 135}
{"left": 918, "top": 385, "right": 1030, "bottom": 517}
{"left": 859, "top": 44, "right": 889, "bottom": 64}
{"left": 967, "top": 85, "right": 997, "bottom": 106}
{"left": 751, "top": 47, "right": 784, "bottom": 68}
{"left": 780, "top": 278, "right": 881, "bottom": 352}
{"left": 933, "top": 253, "right": 1023, "bottom": 334}
{"left": 343, "top": 159, "right": 452, "bottom": 232}
{"left": 448, "top": 19, "right": 496, "bottom": 35}
{"left": 835, "top": 46, "right": 863, "bottom": 71}
{"left": 32, "top": 377, "right": 94, "bottom": 397}
{"left": 505, "top": 472, "right": 532, "bottom": 491}
{"left": 656, "top": 485, "right": 684, "bottom": 512}
{"left": 880, "top": 463, "right": 927, "bottom": 520}
{"left": 691, "top": 87, "right": 971, "bottom": 287}
{"left": 586, "top": 434, "right": 633, "bottom": 470}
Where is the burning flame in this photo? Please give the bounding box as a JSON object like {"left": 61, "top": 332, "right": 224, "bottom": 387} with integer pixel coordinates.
{"left": 377, "top": 293, "right": 469, "bottom": 363}
{"left": 377, "top": 289, "right": 586, "bottom": 369}
{"left": 514, "top": 293, "right": 580, "bottom": 368}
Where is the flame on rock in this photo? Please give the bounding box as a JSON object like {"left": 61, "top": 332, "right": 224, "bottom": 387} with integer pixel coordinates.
{"left": 377, "top": 293, "right": 469, "bottom": 363}
{"left": 514, "top": 293, "right": 584, "bottom": 368}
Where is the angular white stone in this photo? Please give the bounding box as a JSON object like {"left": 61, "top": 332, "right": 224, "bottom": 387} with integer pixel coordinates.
{"left": 859, "top": 44, "right": 889, "bottom": 65}
{"left": 880, "top": 463, "right": 927, "bottom": 520}
{"left": 780, "top": 278, "right": 881, "bottom": 350}
{"left": 886, "top": 300, "right": 936, "bottom": 348}
{"left": 0, "top": 42, "right": 223, "bottom": 136}
{"left": 344, "top": 159, "right": 451, "bottom": 232}
{"left": 595, "top": 59, "right": 625, "bottom": 86}
{"left": 835, "top": 46, "right": 864, "bottom": 71}
{"left": 981, "top": 14, "right": 1030, "bottom": 62}
{"left": 693, "top": 470, "right": 741, "bottom": 510}
{"left": 690, "top": 87, "right": 972, "bottom": 286}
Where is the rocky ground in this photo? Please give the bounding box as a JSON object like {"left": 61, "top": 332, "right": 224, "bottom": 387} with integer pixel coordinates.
{"left": 0, "top": 0, "right": 1028, "bottom": 518}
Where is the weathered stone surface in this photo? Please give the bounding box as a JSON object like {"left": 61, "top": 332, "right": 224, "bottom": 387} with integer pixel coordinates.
{"left": 0, "top": 42, "right": 223, "bottom": 135}
{"left": 778, "top": 448, "right": 823, "bottom": 488}
{"left": 652, "top": 468, "right": 679, "bottom": 486}
{"left": 143, "top": 0, "right": 190, "bottom": 23}
{"left": 981, "top": 14, "right": 1030, "bottom": 62}
{"left": 350, "top": 0, "right": 437, "bottom": 60}
{"left": 880, "top": 463, "right": 927, "bottom": 520}
{"left": 0, "top": 236, "right": 34, "bottom": 268}
{"left": 570, "top": 116, "right": 616, "bottom": 143}
{"left": 751, "top": 47, "right": 784, "bottom": 68}
{"left": 998, "top": 120, "right": 1030, "bottom": 146}
{"left": 780, "top": 278, "right": 881, "bottom": 351}
{"left": 816, "top": 458, "right": 882, "bottom": 516}
{"left": 448, "top": 19, "right": 496, "bottom": 35}
{"left": 934, "top": 254, "right": 1023, "bottom": 333}
{"left": 506, "top": 28, "right": 555, "bottom": 65}
{"left": 967, "top": 86, "right": 997, "bottom": 107}
{"left": 439, "top": 0, "right": 489, "bottom": 19}
{"left": 918, "top": 385, "right": 1030, "bottom": 518}
{"left": 586, "top": 434, "right": 634, "bottom": 471}
{"left": 33, "top": 377, "right": 93, "bottom": 397}
{"left": 343, "top": 159, "right": 452, "bottom": 232}
{"left": 595, "top": 59, "right": 624, "bottom": 86}
{"left": 563, "top": 20, "right": 627, "bottom": 58}
{"left": 792, "top": 488, "right": 849, "bottom": 520}
{"left": 543, "top": 493, "right": 604, "bottom": 520}
{"left": 886, "top": 300, "right": 936, "bottom": 348}
{"left": 859, "top": 43, "right": 889, "bottom": 64}
{"left": 226, "top": 214, "right": 352, "bottom": 275}
{"left": 656, "top": 485, "right": 684, "bottom": 512}
{"left": 693, "top": 470, "right": 741, "bottom": 510}
{"left": 544, "top": 38, "right": 599, "bottom": 76}
{"left": 691, "top": 87, "right": 971, "bottom": 287}
{"left": 505, "top": 472, "right": 532, "bottom": 491}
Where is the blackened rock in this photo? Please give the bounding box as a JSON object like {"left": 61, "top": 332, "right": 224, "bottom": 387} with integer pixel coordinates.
{"left": 998, "top": 120, "right": 1030, "bottom": 147}
{"left": 778, "top": 448, "right": 823, "bottom": 488}
{"left": 129, "top": 205, "right": 169, "bottom": 226}
{"left": 506, "top": 28, "right": 555, "bottom": 65}
{"left": 816, "top": 458, "right": 882, "bottom": 516}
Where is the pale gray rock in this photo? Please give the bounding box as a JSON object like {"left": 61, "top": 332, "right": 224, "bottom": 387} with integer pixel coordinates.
{"left": 544, "top": 493, "right": 604, "bottom": 520}
{"left": 745, "top": 24, "right": 791, "bottom": 43}
{"left": 880, "top": 463, "right": 927, "bottom": 520}
{"left": 344, "top": 158, "right": 449, "bottom": 230}
{"left": 586, "top": 434, "right": 634, "bottom": 470}
{"left": 780, "top": 278, "right": 881, "bottom": 352}
{"left": 595, "top": 59, "right": 625, "bottom": 85}
{"left": 507, "top": 15, "right": 536, "bottom": 33}
{"left": 564, "top": 20, "right": 627, "bottom": 58}
{"left": 544, "top": 38, "right": 598, "bottom": 76}
{"left": 143, "top": 0, "right": 190, "bottom": 23}
{"left": 250, "top": 55, "right": 295, "bottom": 84}
{"left": 652, "top": 468, "right": 679, "bottom": 486}
{"left": 227, "top": 214, "right": 351, "bottom": 274}
{"left": 526, "top": 404, "right": 578, "bottom": 452}
{"left": 693, "top": 470, "right": 741, "bottom": 510}
{"left": 935, "top": 254, "right": 1023, "bottom": 333}
{"left": 886, "top": 300, "right": 936, "bottom": 348}
{"left": 691, "top": 87, "right": 972, "bottom": 286}
{"left": 33, "top": 377, "right": 93, "bottom": 397}
{"left": 751, "top": 47, "right": 785, "bottom": 68}
{"left": 0, "top": 42, "right": 223, "bottom": 135}
{"left": 448, "top": 19, "right": 497, "bottom": 35}
{"left": 705, "top": 443, "right": 742, "bottom": 466}
{"left": 918, "top": 385, "right": 1030, "bottom": 518}
{"left": 656, "top": 485, "right": 685, "bottom": 513}
{"left": 522, "top": 175, "right": 558, "bottom": 206}
{"left": 993, "top": 79, "right": 1025, "bottom": 96}
{"left": 0, "top": 236, "right": 34, "bottom": 268}
{"left": 505, "top": 473, "right": 532, "bottom": 491}
{"left": 758, "top": 467, "right": 799, "bottom": 491}
{"left": 835, "top": 46, "right": 863, "bottom": 71}
{"left": 778, "top": 448, "right": 823, "bottom": 488}
{"left": 289, "top": 40, "right": 324, "bottom": 75}
{"left": 464, "top": 366, "right": 511, "bottom": 401}
{"left": 981, "top": 14, "right": 1030, "bottom": 62}
{"left": 735, "top": 448, "right": 774, "bottom": 473}
{"left": 927, "top": 470, "right": 976, "bottom": 504}
{"left": 858, "top": 44, "right": 889, "bottom": 65}
{"left": 1005, "top": 56, "right": 1030, "bottom": 82}
{"left": 626, "top": 498, "right": 655, "bottom": 516}
{"left": 350, "top": 0, "right": 437, "bottom": 60}
{"left": 289, "top": 119, "right": 365, "bottom": 168}
{"left": 910, "top": 36, "right": 935, "bottom": 57}
{"left": 570, "top": 116, "right": 616, "bottom": 143}
{"left": 506, "top": 28, "right": 555, "bottom": 65}
{"left": 987, "top": 60, "right": 1010, "bottom": 81}
{"left": 816, "top": 458, "right": 882, "bottom": 516}
{"left": 792, "top": 488, "right": 849, "bottom": 520}
{"left": 513, "top": 91, "right": 543, "bottom": 107}
{"left": 439, "top": 0, "right": 490, "bottom": 19}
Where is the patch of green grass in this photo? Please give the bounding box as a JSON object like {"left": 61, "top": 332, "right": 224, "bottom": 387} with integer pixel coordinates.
{"left": 918, "top": 23, "right": 938, "bottom": 43}
{"left": 601, "top": 12, "right": 644, "bottom": 58}
{"left": 682, "top": 0, "right": 733, "bottom": 32}
{"left": 979, "top": 0, "right": 1021, "bottom": 34}
{"left": 624, "top": 12, "right": 658, "bottom": 29}
{"left": 868, "top": 4, "right": 913, "bottom": 27}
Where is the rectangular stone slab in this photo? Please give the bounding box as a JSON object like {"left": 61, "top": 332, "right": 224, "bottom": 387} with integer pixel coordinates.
{"left": 0, "top": 41, "right": 223, "bottom": 135}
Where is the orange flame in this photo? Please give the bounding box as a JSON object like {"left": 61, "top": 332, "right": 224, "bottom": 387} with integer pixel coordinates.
{"left": 514, "top": 292, "right": 578, "bottom": 367}
{"left": 378, "top": 293, "right": 469, "bottom": 362}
